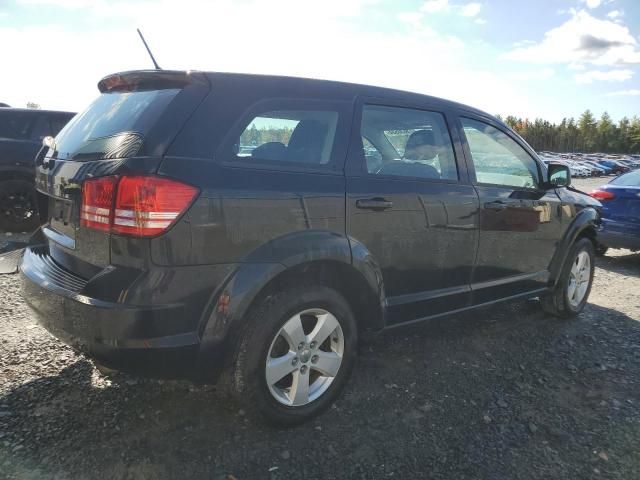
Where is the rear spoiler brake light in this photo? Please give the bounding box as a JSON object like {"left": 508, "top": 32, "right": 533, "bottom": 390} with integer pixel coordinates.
{"left": 98, "top": 70, "right": 208, "bottom": 93}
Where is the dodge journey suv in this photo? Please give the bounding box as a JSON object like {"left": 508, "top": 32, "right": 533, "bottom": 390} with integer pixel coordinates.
{"left": 20, "top": 70, "right": 601, "bottom": 424}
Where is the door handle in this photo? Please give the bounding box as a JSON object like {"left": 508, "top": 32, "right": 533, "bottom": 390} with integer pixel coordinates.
{"left": 484, "top": 201, "right": 508, "bottom": 211}
{"left": 356, "top": 198, "right": 394, "bottom": 211}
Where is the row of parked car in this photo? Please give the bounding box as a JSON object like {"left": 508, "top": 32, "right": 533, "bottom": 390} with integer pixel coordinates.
{"left": 538, "top": 151, "right": 640, "bottom": 178}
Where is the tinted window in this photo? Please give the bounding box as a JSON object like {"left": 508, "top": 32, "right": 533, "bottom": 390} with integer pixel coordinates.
{"left": 237, "top": 110, "right": 339, "bottom": 165}
{"left": 49, "top": 115, "right": 73, "bottom": 136}
{"left": 362, "top": 137, "right": 383, "bottom": 172}
{"left": 360, "top": 105, "right": 458, "bottom": 180}
{"left": 0, "top": 113, "right": 34, "bottom": 140}
{"left": 462, "top": 118, "right": 539, "bottom": 188}
{"left": 54, "top": 88, "right": 179, "bottom": 161}
{"left": 610, "top": 171, "right": 640, "bottom": 186}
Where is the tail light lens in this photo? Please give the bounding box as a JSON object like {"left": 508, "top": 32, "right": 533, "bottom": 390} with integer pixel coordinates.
{"left": 590, "top": 189, "right": 616, "bottom": 201}
{"left": 80, "top": 176, "right": 118, "bottom": 231}
{"left": 81, "top": 175, "right": 198, "bottom": 237}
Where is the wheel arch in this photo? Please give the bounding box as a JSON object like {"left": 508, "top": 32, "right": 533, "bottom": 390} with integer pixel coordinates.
{"left": 549, "top": 207, "right": 599, "bottom": 287}
{"left": 195, "top": 232, "right": 386, "bottom": 379}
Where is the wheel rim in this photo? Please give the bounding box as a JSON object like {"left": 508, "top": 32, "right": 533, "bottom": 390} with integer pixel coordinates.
{"left": 265, "top": 308, "right": 344, "bottom": 407}
{"left": 567, "top": 250, "right": 591, "bottom": 308}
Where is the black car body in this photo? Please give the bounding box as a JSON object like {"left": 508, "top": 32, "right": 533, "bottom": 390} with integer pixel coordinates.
{"left": 19, "top": 70, "right": 601, "bottom": 423}
{"left": 0, "top": 107, "right": 75, "bottom": 231}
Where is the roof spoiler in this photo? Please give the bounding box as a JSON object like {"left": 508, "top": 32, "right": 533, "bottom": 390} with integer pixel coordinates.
{"left": 97, "top": 70, "right": 209, "bottom": 93}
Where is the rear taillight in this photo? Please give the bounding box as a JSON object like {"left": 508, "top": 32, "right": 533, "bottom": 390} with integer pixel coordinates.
{"left": 590, "top": 189, "right": 616, "bottom": 201}
{"left": 80, "top": 175, "right": 198, "bottom": 237}
{"left": 80, "top": 176, "right": 118, "bottom": 231}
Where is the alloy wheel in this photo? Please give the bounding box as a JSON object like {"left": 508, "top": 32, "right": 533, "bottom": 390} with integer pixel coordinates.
{"left": 567, "top": 250, "right": 591, "bottom": 308}
{"left": 265, "top": 308, "right": 344, "bottom": 407}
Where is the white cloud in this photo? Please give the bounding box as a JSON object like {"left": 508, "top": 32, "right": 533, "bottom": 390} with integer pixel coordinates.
{"left": 574, "top": 69, "right": 633, "bottom": 84}
{"left": 568, "top": 63, "right": 587, "bottom": 71}
{"left": 461, "top": 2, "right": 481, "bottom": 17}
{"left": 508, "top": 67, "right": 556, "bottom": 81}
{"left": 474, "top": 18, "right": 487, "bottom": 25}
{"left": 2, "top": 0, "right": 536, "bottom": 118}
{"left": 503, "top": 10, "right": 640, "bottom": 67}
{"left": 606, "top": 10, "right": 622, "bottom": 18}
{"left": 605, "top": 89, "right": 640, "bottom": 96}
{"left": 419, "top": 0, "right": 483, "bottom": 19}
{"left": 580, "top": 0, "right": 602, "bottom": 9}
{"left": 421, "top": 0, "right": 449, "bottom": 14}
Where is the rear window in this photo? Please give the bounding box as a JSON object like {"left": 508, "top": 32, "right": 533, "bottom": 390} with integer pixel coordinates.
{"left": 0, "top": 113, "right": 35, "bottom": 140}
{"left": 53, "top": 88, "right": 179, "bottom": 161}
{"left": 610, "top": 171, "right": 640, "bottom": 186}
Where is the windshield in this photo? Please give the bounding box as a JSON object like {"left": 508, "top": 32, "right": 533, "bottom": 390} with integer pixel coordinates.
{"left": 53, "top": 88, "right": 179, "bottom": 161}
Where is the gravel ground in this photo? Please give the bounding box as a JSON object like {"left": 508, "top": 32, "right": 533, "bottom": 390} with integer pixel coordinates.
{"left": 1, "top": 177, "right": 639, "bottom": 480}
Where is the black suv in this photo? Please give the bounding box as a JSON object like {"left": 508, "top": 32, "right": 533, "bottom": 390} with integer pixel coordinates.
{"left": 0, "top": 107, "right": 75, "bottom": 232}
{"left": 19, "top": 70, "right": 601, "bottom": 424}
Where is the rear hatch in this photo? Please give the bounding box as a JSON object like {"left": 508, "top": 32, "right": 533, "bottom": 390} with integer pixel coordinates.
{"left": 35, "top": 70, "right": 210, "bottom": 276}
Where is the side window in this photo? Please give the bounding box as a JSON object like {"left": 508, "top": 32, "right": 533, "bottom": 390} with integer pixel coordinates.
{"left": 359, "top": 105, "right": 458, "bottom": 181}
{"left": 362, "top": 137, "right": 383, "bottom": 172}
{"left": 0, "top": 113, "right": 33, "bottom": 140}
{"left": 461, "top": 117, "right": 539, "bottom": 189}
{"left": 237, "top": 110, "right": 339, "bottom": 165}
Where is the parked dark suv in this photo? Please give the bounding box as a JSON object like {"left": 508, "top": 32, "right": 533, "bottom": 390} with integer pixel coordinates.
{"left": 19, "top": 70, "right": 601, "bottom": 424}
{"left": 0, "top": 107, "right": 75, "bottom": 231}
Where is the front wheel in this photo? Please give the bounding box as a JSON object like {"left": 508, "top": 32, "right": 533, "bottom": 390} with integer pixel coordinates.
{"left": 231, "top": 286, "right": 357, "bottom": 425}
{"left": 541, "top": 237, "right": 595, "bottom": 318}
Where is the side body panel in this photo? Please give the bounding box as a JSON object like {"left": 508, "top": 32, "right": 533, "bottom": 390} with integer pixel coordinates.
{"left": 345, "top": 98, "right": 479, "bottom": 325}
{"left": 453, "top": 111, "right": 566, "bottom": 303}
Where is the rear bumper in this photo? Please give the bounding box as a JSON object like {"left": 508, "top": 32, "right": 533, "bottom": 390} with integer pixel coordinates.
{"left": 19, "top": 246, "right": 216, "bottom": 378}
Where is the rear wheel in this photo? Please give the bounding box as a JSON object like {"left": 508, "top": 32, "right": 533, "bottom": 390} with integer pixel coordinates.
{"left": 231, "top": 286, "right": 357, "bottom": 425}
{"left": 0, "top": 180, "right": 39, "bottom": 232}
{"left": 541, "top": 237, "right": 595, "bottom": 318}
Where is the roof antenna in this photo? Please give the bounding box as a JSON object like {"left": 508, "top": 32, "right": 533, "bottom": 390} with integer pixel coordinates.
{"left": 137, "top": 28, "right": 161, "bottom": 70}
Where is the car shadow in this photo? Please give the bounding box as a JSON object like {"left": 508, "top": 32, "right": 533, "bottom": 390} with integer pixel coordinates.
{"left": 596, "top": 249, "right": 640, "bottom": 277}
{"left": 2, "top": 300, "right": 640, "bottom": 480}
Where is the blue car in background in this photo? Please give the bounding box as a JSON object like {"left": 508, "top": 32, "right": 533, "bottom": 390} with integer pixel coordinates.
{"left": 591, "top": 170, "right": 640, "bottom": 255}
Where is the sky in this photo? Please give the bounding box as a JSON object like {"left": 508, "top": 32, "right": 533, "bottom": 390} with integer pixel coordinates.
{"left": 0, "top": 0, "right": 639, "bottom": 123}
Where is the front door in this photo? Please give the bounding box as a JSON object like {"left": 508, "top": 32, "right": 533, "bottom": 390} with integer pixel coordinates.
{"left": 346, "top": 102, "right": 479, "bottom": 325}
{"left": 457, "top": 116, "right": 564, "bottom": 304}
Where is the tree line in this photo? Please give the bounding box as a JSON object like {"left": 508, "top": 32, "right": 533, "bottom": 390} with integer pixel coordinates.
{"left": 497, "top": 110, "right": 640, "bottom": 154}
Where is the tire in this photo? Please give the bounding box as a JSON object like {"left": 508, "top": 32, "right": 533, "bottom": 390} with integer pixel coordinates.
{"left": 231, "top": 285, "right": 357, "bottom": 425}
{"left": 0, "top": 179, "right": 39, "bottom": 233}
{"left": 541, "top": 237, "right": 595, "bottom": 318}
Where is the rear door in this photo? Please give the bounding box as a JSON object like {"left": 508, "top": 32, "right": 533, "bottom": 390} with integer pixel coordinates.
{"left": 345, "top": 99, "right": 479, "bottom": 325}
{"left": 456, "top": 115, "right": 564, "bottom": 303}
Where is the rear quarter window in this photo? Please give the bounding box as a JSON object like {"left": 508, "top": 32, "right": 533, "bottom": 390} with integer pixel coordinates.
{"left": 236, "top": 110, "right": 339, "bottom": 165}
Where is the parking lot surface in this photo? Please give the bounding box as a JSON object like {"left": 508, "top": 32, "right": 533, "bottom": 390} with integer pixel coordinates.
{"left": 1, "top": 177, "right": 639, "bottom": 480}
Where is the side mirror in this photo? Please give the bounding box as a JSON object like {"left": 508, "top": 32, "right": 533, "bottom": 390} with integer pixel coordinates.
{"left": 545, "top": 163, "right": 571, "bottom": 188}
